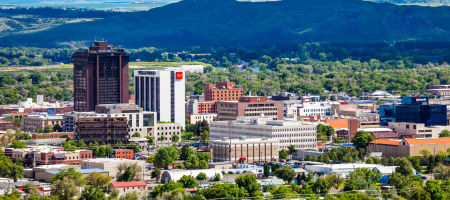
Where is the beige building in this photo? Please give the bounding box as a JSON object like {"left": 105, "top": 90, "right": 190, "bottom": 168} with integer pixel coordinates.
{"left": 156, "top": 122, "right": 181, "bottom": 143}
{"left": 387, "top": 122, "right": 450, "bottom": 138}
{"left": 34, "top": 164, "right": 79, "bottom": 181}
{"left": 368, "top": 137, "right": 450, "bottom": 157}
{"left": 81, "top": 158, "right": 145, "bottom": 180}
{"left": 21, "top": 114, "right": 63, "bottom": 132}
{"left": 211, "top": 137, "right": 280, "bottom": 163}
{"left": 187, "top": 113, "right": 217, "bottom": 124}
{"left": 210, "top": 117, "right": 317, "bottom": 150}
{"left": 111, "top": 181, "right": 147, "bottom": 197}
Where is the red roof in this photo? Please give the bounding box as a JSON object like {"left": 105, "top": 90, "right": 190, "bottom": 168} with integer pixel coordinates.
{"left": 369, "top": 139, "right": 401, "bottom": 146}
{"left": 111, "top": 181, "right": 147, "bottom": 188}
{"left": 405, "top": 137, "right": 450, "bottom": 145}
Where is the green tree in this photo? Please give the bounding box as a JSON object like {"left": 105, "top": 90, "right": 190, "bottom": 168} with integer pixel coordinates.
{"left": 43, "top": 125, "right": 53, "bottom": 133}
{"left": 270, "top": 185, "right": 299, "bottom": 199}
{"left": 288, "top": 145, "right": 296, "bottom": 159}
{"left": 433, "top": 164, "right": 450, "bottom": 180}
{"left": 263, "top": 164, "right": 270, "bottom": 177}
{"left": 274, "top": 166, "right": 296, "bottom": 183}
{"left": 235, "top": 174, "right": 261, "bottom": 197}
{"left": 151, "top": 168, "right": 161, "bottom": 183}
{"left": 196, "top": 172, "right": 207, "bottom": 181}
{"left": 424, "top": 180, "right": 446, "bottom": 200}
{"left": 279, "top": 149, "right": 288, "bottom": 159}
{"left": 200, "top": 183, "right": 248, "bottom": 199}
{"left": 52, "top": 123, "right": 62, "bottom": 132}
{"left": 312, "top": 178, "right": 330, "bottom": 194}
{"left": 352, "top": 130, "right": 375, "bottom": 149}
{"left": 395, "top": 158, "right": 414, "bottom": 176}
{"left": 171, "top": 135, "right": 179, "bottom": 142}
{"left": 151, "top": 181, "right": 183, "bottom": 198}
{"left": 304, "top": 153, "right": 312, "bottom": 161}
{"left": 439, "top": 129, "right": 450, "bottom": 137}
{"left": 79, "top": 186, "right": 107, "bottom": 200}
{"left": 86, "top": 172, "right": 112, "bottom": 190}
{"left": 178, "top": 175, "right": 197, "bottom": 188}
{"left": 154, "top": 145, "right": 180, "bottom": 167}
{"left": 51, "top": 177, "right": 80, "bottom": 200}
{"left": 131, "top": 132, "right": 140, "bottom": 137}
{"left": 213, "top": 173, "right": 221, "bottom": 181}
{"left": 8, "top": 141, "right": 26, "bottom": 149}
{"left": 116, "top": 163, "right": 142, "bottom": 182}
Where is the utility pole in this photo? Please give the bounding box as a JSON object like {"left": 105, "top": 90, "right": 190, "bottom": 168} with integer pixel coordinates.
{"left": 228, "top": 120, "right": 232, "bottom": 163}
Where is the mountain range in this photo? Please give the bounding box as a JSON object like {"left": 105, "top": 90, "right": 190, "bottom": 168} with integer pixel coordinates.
{"left": 1, "top": 0, "right": 449, "bottom": 48}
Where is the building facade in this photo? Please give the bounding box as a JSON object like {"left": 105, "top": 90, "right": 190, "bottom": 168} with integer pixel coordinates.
{"left": 387, "top": 122, "right": 450, "bottom": 138}
{"left": 369, "top": 137, "right": 450, "bottom": 157}
{"left": 134, "top": 69, "right": 185, "bottom": 127}
{"left": 21, "top": 114, "right": 63, "bottom": 132}
{"left": 186, "top": 100, "right": 217, "bottom": 114}
{"left": 75, "top": 117, "right": 128, "bottom": 145}
{"left": 72, "top": 42, "right": 129, "bottom": 112}
{"left": 210, "top": 117, "right": 317, "bottom": 150}
{"left": 297, "top": 102, "right": 333, "bottom": 117}
{"left": 204, "top": 82, "right": 243, "bottom": 101}
{"left": 113, "top": 149, "right": 134, "bottom": 159}
{"left": 32, "top": 132, "right": 74, "bottom": 140}
{"left": 380, "top": 97, "right": 447, "bottom": 126}
{"left": 348, "top": 119, "right": 380, "bottom": 140}
{"left": 217, "top": 96, "right": 284, "bottom": 121}
{"left": 155, "top": 122, "right": 181, "bottom": 144}
{"left": 211, "top": 137, "right": 280, "bottom": 163}
{"left": 4, "top": 146, "right": 92, "bottom": 167}
{"left": 187, "top": 113, "right": 217, "bottom": 124}
{"left": 427, "top": 85, "right": 450, "bottom": 96}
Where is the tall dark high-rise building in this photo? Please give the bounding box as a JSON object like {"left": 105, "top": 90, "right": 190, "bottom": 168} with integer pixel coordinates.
{"left": 72, "top": 42, "right": 129, "bottom": 112}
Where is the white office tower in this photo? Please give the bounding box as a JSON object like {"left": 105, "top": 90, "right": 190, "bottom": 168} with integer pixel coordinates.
{"left": 36, "top": 95, "right": 44, "bottom": 105}
{"left": 134, "top": 69, "right": 185, "bottom": 127}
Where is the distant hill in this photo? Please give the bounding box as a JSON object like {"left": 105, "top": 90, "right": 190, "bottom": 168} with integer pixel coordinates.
{"left": 1, "top": 0, "right": 449, "bottom": 48}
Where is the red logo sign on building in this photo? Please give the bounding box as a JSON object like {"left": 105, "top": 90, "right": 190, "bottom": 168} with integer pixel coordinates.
{"left": 176, "top": 72, "right": 183, "bottom": 79}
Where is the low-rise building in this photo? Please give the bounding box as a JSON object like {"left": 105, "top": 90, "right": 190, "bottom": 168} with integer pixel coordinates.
{"left": 155, "top": 122, "right": 181, "bottom": 143}
{"left": 297, "top": 102, "right": 333, "bottom": 117}
{"left": 387, "top": 122, "right": 450, "bottom": 138}
{"left": 348, "top": 118, "right": 380, "bottom": 140}
{"left": 368, "top": 137, "right": 450, "bottom": 157}
{"left": 210, "top": 117, "right": 317, "bottom": 150}
{"left": 211, "top": 137, "right": 279, "bottom": 163}
{"left": 4, "top": 146, "right": 92, "bottom": 167}
{"left": 187, "top": 113, "right": 217, "bottom": 124}
{"left": 427, "top": 85, "right": 450, "bottom": 97}
{"left": 0, "top": 120, "right": 18, "bottom": 131}
{"left": 186, "top": 100, "right": 217, "bottom": 114}
{"left": 81, "top": 158, "right": 145, "bottom": 179}
{"left": 32, "top": 132, "right": 74, "bottom": 140}
{"left": 41, "top": 168, "right": 108, "bottom": 182}
{"left": 113, "top": 149, "right": 134, "bottom": 159}
{"left": 76, "top": 116, "right": 129, "bottom": 145}
{"left": 21, "top": 113, "right": 63, "bottom": 132}
{"left": 111, "top": 181, "right": 147, "bottom": 197}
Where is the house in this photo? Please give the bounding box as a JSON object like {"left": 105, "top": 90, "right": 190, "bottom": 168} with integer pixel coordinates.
{"left": 111, "top": 181, "right": 147, "bottom": 197}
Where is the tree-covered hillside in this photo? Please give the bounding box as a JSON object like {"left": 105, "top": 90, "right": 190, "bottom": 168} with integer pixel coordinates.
{"left": 0, "top": 0, "right": 449, "bottom": 48}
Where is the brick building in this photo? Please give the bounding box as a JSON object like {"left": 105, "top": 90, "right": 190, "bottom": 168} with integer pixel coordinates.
{"left": 368, "top": 137, "right": 450, "bottom": 157}
{"left": 0, "top": 120, "right": 18, "bottom": 131}
{"left": 348, "top": 119, "right": 380, "bottom": 140}
{"left": 4, "top": 146, "right": 92, "bottom": 167}
{"left": 186, "top": 100, "right": 217, "bottom": 114}
{"left": 75, "top": 116, "right": 129, "bottom": 145}
{"left": 217, "top": 96, "right": 283, "bottom": 121}
{"left": 32, "top": 132, "right": 74, "bottom": 140}
{"left": 113, "top": 149, "right": 134, "bottom": 159}
{"left": 204, "top": 82, "right": 243, "bottom": 101}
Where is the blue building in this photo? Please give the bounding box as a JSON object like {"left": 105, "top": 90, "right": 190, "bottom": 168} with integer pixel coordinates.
{"left": 380, "top": 97, "right": 447, "bottom": 126}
